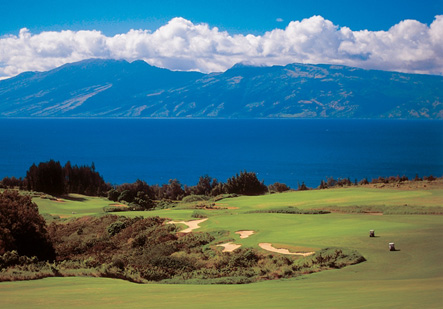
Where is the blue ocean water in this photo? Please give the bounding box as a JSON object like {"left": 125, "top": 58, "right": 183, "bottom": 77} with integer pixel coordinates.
{"left": 0, "top": 119, "right": 442, "bottom": 188}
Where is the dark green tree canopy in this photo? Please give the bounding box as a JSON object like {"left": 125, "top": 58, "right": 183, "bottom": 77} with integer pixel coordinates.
{"left": 0, "top": 190, "right": 55, "bottom": 260}
{"left": 224, "top": 170, "right": 267, "bottom": 196}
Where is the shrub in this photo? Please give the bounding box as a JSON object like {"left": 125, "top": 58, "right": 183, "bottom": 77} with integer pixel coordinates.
{"left": 107, "top": 221, "right": 128, "bottom": 236}
{"left": 268, "top": 182, "right": 290, "bottom": 193}
{"left": 191, "top": 211, "right": 208, "bottom": 219}
{"left": 107, "top": 189, "right": 120, "bottom": 202}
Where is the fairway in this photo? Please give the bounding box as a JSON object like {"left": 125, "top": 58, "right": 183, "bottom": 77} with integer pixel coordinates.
{"left": 1, "top": 185, "right": 442, "bottom": 307}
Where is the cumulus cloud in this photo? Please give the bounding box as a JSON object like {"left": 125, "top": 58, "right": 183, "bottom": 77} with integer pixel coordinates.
{"left": 276, "top": 18, "right": 284, "bottom": 22}
{"left": 1, "top": 15, "right": 443, "bottom": 79}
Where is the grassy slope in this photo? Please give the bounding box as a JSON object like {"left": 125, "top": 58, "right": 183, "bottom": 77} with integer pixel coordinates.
{"left": 1, "top": 185, "right": 442, "bottom": 308}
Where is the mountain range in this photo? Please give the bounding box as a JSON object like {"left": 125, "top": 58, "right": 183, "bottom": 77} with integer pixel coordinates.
{"left": 0, "top": 58, "right": 442, "bottom": 119}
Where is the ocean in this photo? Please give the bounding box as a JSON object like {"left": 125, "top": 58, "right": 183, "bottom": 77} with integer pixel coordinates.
{"left": 1, "top": 118, "right": 442, "bottom": 188}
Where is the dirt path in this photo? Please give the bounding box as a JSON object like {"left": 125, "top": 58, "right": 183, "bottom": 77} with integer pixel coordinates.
{"left": 217, "top": 242, "right": 242, "bottom": 252}
{"left": 167, "top": 218, "right": 208, "bottom": 233}
{"left": 259, "top": 243, "right": 315, "bottom": 256}
{"left": 235, "top": 230, "right": 254, "bottom": 239}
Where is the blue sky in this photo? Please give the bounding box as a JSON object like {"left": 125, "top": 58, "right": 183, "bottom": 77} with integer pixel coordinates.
{"left": 0, "top": 0, "right": 442, "bottom": 78}
{"left": 1, "top": 0, "right": 441, "bottom": 35}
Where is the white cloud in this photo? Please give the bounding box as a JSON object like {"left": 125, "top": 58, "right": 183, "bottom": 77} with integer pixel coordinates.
{"left": 1, "top": 15, "right": 443, "bottom": 79}
{"left": 276, "top": 18, "right": 284, "bottom": 22}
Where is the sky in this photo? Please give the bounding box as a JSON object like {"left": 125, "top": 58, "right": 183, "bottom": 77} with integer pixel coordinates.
{"left": 0, "top": 0, "right": 442, "bottom": 79}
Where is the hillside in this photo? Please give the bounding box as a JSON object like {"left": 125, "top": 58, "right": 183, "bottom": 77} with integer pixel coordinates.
{"left": 0, "top": 59, "right": 442, "bottom": 118}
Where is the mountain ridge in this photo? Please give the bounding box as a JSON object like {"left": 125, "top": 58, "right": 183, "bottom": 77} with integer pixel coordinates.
{"left": 0, "top": 59, "right": 442, "bottom": 119}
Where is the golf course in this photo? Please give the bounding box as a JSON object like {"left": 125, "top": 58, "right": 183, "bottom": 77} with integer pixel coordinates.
{"left": 1, "top": 181, "right": 442, "bottom": 308}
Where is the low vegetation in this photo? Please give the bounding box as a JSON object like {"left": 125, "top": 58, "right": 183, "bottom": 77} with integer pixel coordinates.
{"left": 247, "top": 206, "right": 330, "bottom": 214}
{"left": 320, "top": 205, "right": 443, "bottom": 215}
{"left": 0, "top": 209, "right": 364, "bottom": 284}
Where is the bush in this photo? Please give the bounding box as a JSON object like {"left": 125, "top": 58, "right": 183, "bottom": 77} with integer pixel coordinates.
{"left": 191, "top": 211, "right": 208, "bottom": 219}
{"left": 107, "top": 189, "right": 120, "bottom": 202}
{"left": 268, "top": 182, "right": 290, "bottom": 193}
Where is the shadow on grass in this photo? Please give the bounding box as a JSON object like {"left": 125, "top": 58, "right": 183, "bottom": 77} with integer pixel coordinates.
{"left": 61, "top": 195, "right": 87, "bottom": 202}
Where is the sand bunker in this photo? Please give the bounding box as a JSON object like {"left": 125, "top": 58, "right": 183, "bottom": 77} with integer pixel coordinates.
{"left": 217, "top": 242, "right": 242, "bottom": 252}
{"left": 259, "top": 243, "right": 315, "bottom": 256}
{"left": 235, "top": 230, "right": 254, "bottom": 239}
{"left": 168, "top": 218, "right": 208, "bottom": 233}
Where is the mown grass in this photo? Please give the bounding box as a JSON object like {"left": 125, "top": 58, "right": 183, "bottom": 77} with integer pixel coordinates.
{"left": 1, "top": 185, "right": 441, "bottom": 307}
{"left": 32, "top": 185, "right": 443, "bottom": 220}
{"left": 218, "top": 187, "right": 443, "bottom": 211}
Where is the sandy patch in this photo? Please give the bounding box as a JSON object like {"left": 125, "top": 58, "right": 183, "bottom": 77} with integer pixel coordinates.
{"left": 168, "top": 218, "right": 208, "bottom": 233}
{"left": 217, "top": 242, "right": 242, "bottom": 252}
{"left": 259, "top": 243, "right": 315, "bottom": 256}
{"left": 235, "top": 230, "right": 254, "bottom": 239}
{"left": 109, "top": 203, "right": 127, "bottom": 207}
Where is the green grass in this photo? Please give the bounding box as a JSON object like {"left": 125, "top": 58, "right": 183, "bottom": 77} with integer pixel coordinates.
{"left": 0, "top": 274, "right": 441, "bottom": 308}
{"left": 35, "top": 194, "right": 112, "bottom": 218}
{"left": 33, "top": 186, "right": 443, "bottom": 219}
{"left": 218, "top": 187, "right": 443, "bottom": 211}
{"left": 2, "top": 186, "right": 441, "bottom": 307}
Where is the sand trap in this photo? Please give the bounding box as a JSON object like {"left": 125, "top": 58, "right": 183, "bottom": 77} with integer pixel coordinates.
{"left": 168, "top": 218, "right": 208, "bottom": 233}
{"left": 217, "top": 242, "right": 242, "bottom": 252}
{"left": 235, "top": 230, "right": 254, "bottom": 239}
{"left": 259, "top": 243, "right": 315, "bottom": 256}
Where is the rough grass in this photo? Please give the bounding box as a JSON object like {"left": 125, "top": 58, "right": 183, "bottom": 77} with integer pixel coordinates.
{"left": 321, "top": 205, "right": 443, "bottom": 215}
{"left": 246, "top": 206, "right": 330, "bottom": 214}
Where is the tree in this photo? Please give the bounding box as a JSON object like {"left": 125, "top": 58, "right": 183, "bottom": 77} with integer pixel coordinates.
{"left": 224, "top": 170, "right": 267, "bottom": 196}
{"left": 210, "top": 182, "right": 225, "bottom": 196}
{"left": 297, "top": 182, "right": 308, "bottom": 191}
{"left": 358, "top": 178, "right": 369, "bottom": 185}
{"left": 194, "top": 175, "right": 218, "bottom": 196}
{"left": 318, "top": 180, "right": 328, "bottom": 189}
{"left": 107, "top": 189, "right": 120, "bottom": 202}
{"left": 269, "top": 182, "right": 290, "bottom": 192}
{"left": 118, "top": 190, "right": 135, "bottom": 203}
{"left": 26, "top": 160, "right": 65, "bottom": 195}
{"left": 164, "top": 179, "right": 184, "bottom": 200}
{"left": 26, "top": 160, "right": 109, "bottom": 196}
{"left": 0, "top": 191, "right": 55, "bottom": 260}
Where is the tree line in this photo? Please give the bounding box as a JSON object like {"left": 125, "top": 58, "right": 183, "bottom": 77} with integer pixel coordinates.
{"left": 107, "top": 171, "right": 269, "bottom": 210}
{"left": 317, "top": 174, "right": 438, "bottom": 189}
{"left": 1, "top": 160, "right": 110, "bottom": 196}
{"left": 0, "top": 160, "right": 440, "bottom": 203}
